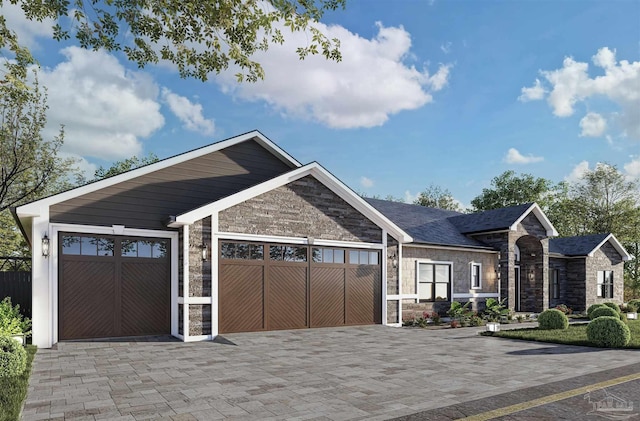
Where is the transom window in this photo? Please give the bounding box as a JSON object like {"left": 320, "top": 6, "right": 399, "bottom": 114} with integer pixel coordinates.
{"left": 121, "top": 240, "right": 167, "bottom": 258}
{"left": 348, "top": 250, "right": 379, "bottom": 265}
{"left": 312, "top": 248, "right": 344, "bottom": 264}
{"left": 418, "top": 262, "right": 451, "bottom": 302}
{"left": 597, "top": 270, "right": 614, "bottom": 298}
{"left": 269, "top": 245, "right": 307, "bottom": 262}
{"left": 62, "top": 235, "right": 114, "bottom": 256}
{"left": 220, "top": 242, "right": 264, "bottom": 260}
{"left": 471, "top": 263, "right": 481, "bottom": 289}
{"left": 551, "top": 269, "right": 560, "bottom": 299}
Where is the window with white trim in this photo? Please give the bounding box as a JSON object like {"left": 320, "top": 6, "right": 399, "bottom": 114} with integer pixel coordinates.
{"left": 597, "top": 270, "right": 614, "bottom": 298}
{"left": 417, "top": 262, "right": 450, "bottom": 302}
{"left": 471, "top": 263, "right": 481, "bottom": 289}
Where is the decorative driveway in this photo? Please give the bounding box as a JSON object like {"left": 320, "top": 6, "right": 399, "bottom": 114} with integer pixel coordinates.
{"left": 23, "top": 325, "right": 640, "bottom": 420}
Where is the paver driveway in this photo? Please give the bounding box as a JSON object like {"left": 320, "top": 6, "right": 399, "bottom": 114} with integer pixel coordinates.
{"left": 23, "top": 325, "right": 640, "bottom": 420}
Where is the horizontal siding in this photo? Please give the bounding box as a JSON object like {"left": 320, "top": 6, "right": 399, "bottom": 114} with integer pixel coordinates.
{"left": 51, "top": 140, "right": 294, "bottom": 230}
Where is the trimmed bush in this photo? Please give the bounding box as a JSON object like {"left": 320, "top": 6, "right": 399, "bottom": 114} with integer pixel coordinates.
{"left": 603, "top": 302, "right": 621, "bottom": 314}
{"left": 628, "top": 299, "right": 640, "bottom": 310}
{"left": 587, "top": 303, "right": 607, "bottom": 318}
{"left": 590, "top": 306, "right": 619, "bottom": 320}
{"left": 0, "top": 336, "right": 27, "bottom": 378}
{"left": 538, "top": 309, "right": 569, "bottom": 330}
{"left": 587, "top": 316, "right": 631, "bottom": 347}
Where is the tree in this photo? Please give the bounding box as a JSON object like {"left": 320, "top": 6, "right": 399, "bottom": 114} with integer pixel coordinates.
{"left": 414, "top": 184, "right": 461, "bottom": 212}
{"left": 470, "top": 170, "right": 555, "bottom": 212}
{"left": 4, "top": 0, "right": 345, "bottom": 82}
{"left": 93, "top": 153, "right": 159, "bottom": 180}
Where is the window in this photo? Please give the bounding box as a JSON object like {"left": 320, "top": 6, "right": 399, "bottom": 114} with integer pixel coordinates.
{"left": 471, "top": 263, "right": 481, "bottom": 289}
{"left": 551, "top": 269, "right": 560, "bottom": 299}
{"left": 269, "top": 245, "right": 307, "bottom": 262}
{"left": 62, "top": 235, "right": 114, "bottom": 256}
{"left": 417, "top": 262, "right": 450, "bottom": 302}
{"left": 121, "top": 239, "right": 167, "bottom": 258}
{"left": 348, "top": 250, "right": 379, "bottom": 265}
{"left": 312, "top": 248, "right": 344, "bottom": 264}
{"left": 597, "top": 270, "right": 614, "bottom": 298}
{"left": 220, "top": 242, "right": 264, "bottom": 260}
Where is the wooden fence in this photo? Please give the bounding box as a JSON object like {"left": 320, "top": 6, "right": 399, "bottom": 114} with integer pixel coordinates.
{"left": 0, "top": 271, "right": 32, "bottom": 319}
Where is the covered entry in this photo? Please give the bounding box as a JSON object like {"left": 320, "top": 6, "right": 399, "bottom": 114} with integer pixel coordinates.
{"left": 58, "top": 233, "right": 171, "bottom": 340}
{"left": 219, "top": 241, "right": 382, "bottom": 333}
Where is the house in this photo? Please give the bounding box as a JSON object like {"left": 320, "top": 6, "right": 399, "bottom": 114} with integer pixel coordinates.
{"left": 14, "top": 131, "right": 632, "bottom": 348}
{"left": 365, "top": 199, "right": 631, "bottom": 319}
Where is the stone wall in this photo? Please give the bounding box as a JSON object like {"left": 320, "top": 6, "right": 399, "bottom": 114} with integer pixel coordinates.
{"left": 387, "top": 236, "right": 399, "bottom": 295}
{"left": 585, "top": 242, "right": 625, "bottom": 308}
{"left": 189, "top": 217, "right": 212, "bottom": 297}
{"left": 565, "top": 258, "right": 586, "bottom": 311}
{"left": 387, "top": 300, "right": 399, "bottom": 324}
{"left": 219, "top": 176, "right": 382, "bottom": 243}
{"left": 189, "top": 305, "right": 212, "bottom": 336}
{"left": 548, "top": 258, "right": 568, "bottom": 309}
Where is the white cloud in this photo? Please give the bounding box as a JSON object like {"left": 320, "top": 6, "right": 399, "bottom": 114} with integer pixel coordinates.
{"left": 0, "top": 3, "right": 53, "bottom": 48}
{"left": 520, "top": 47, "right": 640, "bottom": 140}
{"left": 36, "top": 47, "right": 165, "bottom": 160}
{"left": 216, "top": 22, "right": 452, "bottom": 129}
{"left": 360, "top": 176, "right": 374, "bottom": 188}
{"left": 440, "top": 42, "right": 452, "bottom": 54}
{"left": 503, "top": 148, "right": 544, "bottom": 164}
{"left": 624, "top": 157, "right": 640, "bottom": 180}
{"left": 404, "top": 190, "right": 418, "bottom": 203}
{"left": 565, "top": 160, "right": 591, "bottom": 184}
{"left": 518, "top": 78, "right": 546, "bottom": 102}
{"left": 579, "top": 112, "right": 607, "bottom": 137}
{"left": 161, "top": 88, "right": 215, "bottom": 136}
{"left": 59, "top": 152, "right": 98, "bottom": 180}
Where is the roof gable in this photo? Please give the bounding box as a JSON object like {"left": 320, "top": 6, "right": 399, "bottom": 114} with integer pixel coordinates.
{"left": 449, "top": 203, "right": 558, "bottom": 236}
{"left": 550, "top": 233, "right": 632, "bottom": 261}
{"left": 171, "top": 163, "right": 413, "bottom": 243}
{"left": 16, "top": 130, "right": 300, "bottom": 217}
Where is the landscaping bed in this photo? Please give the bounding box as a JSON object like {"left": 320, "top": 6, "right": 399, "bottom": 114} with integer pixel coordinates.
{"left": 482, "top": 319, "right": 640, "bottom": 349}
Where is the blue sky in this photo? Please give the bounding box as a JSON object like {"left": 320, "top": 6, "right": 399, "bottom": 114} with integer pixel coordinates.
{"left": 4, "top": 0, "right": 640, "bottom": 207}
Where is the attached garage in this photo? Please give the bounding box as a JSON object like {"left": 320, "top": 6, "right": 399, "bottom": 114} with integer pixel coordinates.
{"left": 219, "top": 241, "right": 381, "bottom": 333}
{"left": 58, "top": 233, "right": 170, "bottom": 340}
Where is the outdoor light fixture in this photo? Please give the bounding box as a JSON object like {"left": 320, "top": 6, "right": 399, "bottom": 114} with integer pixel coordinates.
{"left": 392, "top": 253, "right": 398, "bottom": 269}
{"left": 42, "top": 234, "right": 50, "bottom": 257}
{"left": 201, "top": 243, "right": 208, "bottom": 261}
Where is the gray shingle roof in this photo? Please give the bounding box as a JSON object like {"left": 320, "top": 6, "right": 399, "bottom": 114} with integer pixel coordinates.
{"left": 448, "top": 203, "right": 534, "bottom": 234}
{"left": 364, "top": 198, "right": 494, "bottom": 249}
{"left": 549, "top": 233, "right": 610, "bottom": 256}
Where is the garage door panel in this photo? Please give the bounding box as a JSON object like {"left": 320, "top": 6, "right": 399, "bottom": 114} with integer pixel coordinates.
{"left": 60, "top": 260, "right": 116, "bottom": 340}
{"left": 347, "top": 266, "right": 382, "bottom": 325}
{"left": 310, "top": 267, "right": 345, "bottom": 327}
{"left": 268, "top": 266, "right": 307, "bottom": 330}
{"left": 121, "top": 261, "right": 170, "bottom": 336}
{"left": 220, "top": 265, "right": 264, "bottom": 333}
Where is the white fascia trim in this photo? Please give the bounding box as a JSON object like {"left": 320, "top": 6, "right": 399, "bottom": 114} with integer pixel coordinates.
{"left": 509, "top": 203, "right": 559, "bottom": 237}
{"left": 386, "top": 295, "right": 401, "bottom": 300}
{"left": 171, "top": 163, "right": 412, "bottom": 243}
{"left": 400, "top": 294, "right": 419, "bottom": 299}
{"left": 217, "top": 232, "right": 384, "bottom": 249}
{"left": 453, "top": 292, "right": 499, "bottom": 299}
{"left": 185, "top": 335, "right": 213, "bottom": 342}
{"left": 16, "top": 131, "right": 301, "bottom": 217}
{"left": 588, "top": 233, "right": 633, "bottom": 261}
{"left": 404, "top": 244, "right": 498, "bottom": 254}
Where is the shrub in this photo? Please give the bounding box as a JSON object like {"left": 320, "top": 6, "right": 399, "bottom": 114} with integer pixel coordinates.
{"left": 628, "top": 299, "right": 640, "bottom": 310}
{"left": 0, "top": 298, "right": 31, "bottom": 337}
{"left": 586, "top": 316, "right": 631, "bottom": 348}
{"left": 0, "top": 336, "right": 27, "bottom": 378}
{"left": 603, "top": 302, "right": 621, "bottom": 314}
{"left": 537, "top": 309, "right": 569, "bottom": 330}
{"left": 483, "top": 298, "right": 509, "bottom": 322}
{"left": 587, "top": 303, "right": 606, "bottom": 318}
{"left": 590, "top": 306, "right": 619, "bottom": 320}
{"left": 626, "top": 303, "right": 638, "bottom": 313}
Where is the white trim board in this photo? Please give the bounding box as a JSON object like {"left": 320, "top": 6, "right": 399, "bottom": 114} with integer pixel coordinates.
{"left": 510, "top": 203, "right": 559, "bottom": 237}
{"left": 169, "top": 163, "right": 412, "bottom": 243}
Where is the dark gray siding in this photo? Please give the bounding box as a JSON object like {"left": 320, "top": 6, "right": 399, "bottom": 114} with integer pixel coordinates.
{"left": 51, "top": 140, "right": 294, "bottom": 230}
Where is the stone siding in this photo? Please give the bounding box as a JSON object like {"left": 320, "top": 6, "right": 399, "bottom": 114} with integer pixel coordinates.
{"left": 387, "top": 300, "right": 399, "bottom": 324}
{"left": 387, "top": 236, "right": 399, "bottom": 295}
{"left": 585, "top": 242, "right": 624, "bottom": 308}
{"left": 548, "top": 258, "right": 568, "bottom": 309}
{"left": 189, "top": 217, "right": 212, "bottom": 297}
{"left": 219, "top": 176, "right": 382, "bottom": 243}
{"left": 565, "top": 258, "right": 586, "bottom": 311}
{"left": 189, "top": 304, "right": 212, "bottom": 336}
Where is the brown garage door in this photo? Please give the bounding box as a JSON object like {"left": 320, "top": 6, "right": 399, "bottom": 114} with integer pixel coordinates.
{"left": 219, "top": 241, "right": 381, "bottom": 333}
{"left": 59, "top": 233, "right": 170, "bottom": 340}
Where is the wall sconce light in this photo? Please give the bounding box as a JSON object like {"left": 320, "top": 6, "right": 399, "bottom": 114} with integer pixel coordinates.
{"left": 391, "top": 253, "right": 398, "bottom": 269}
{"left": 42, "top": 234, "right": 50, "bottom": 257}
{"left": 201, "top": 243, "right": 208, "bottom": 261}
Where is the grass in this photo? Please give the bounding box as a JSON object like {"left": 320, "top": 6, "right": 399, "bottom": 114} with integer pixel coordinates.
{"left": 482, "top": 319, "right": 640, "bottom": 348}
{"left": 0, "top": 345, "right": 36, "bottom": 421}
